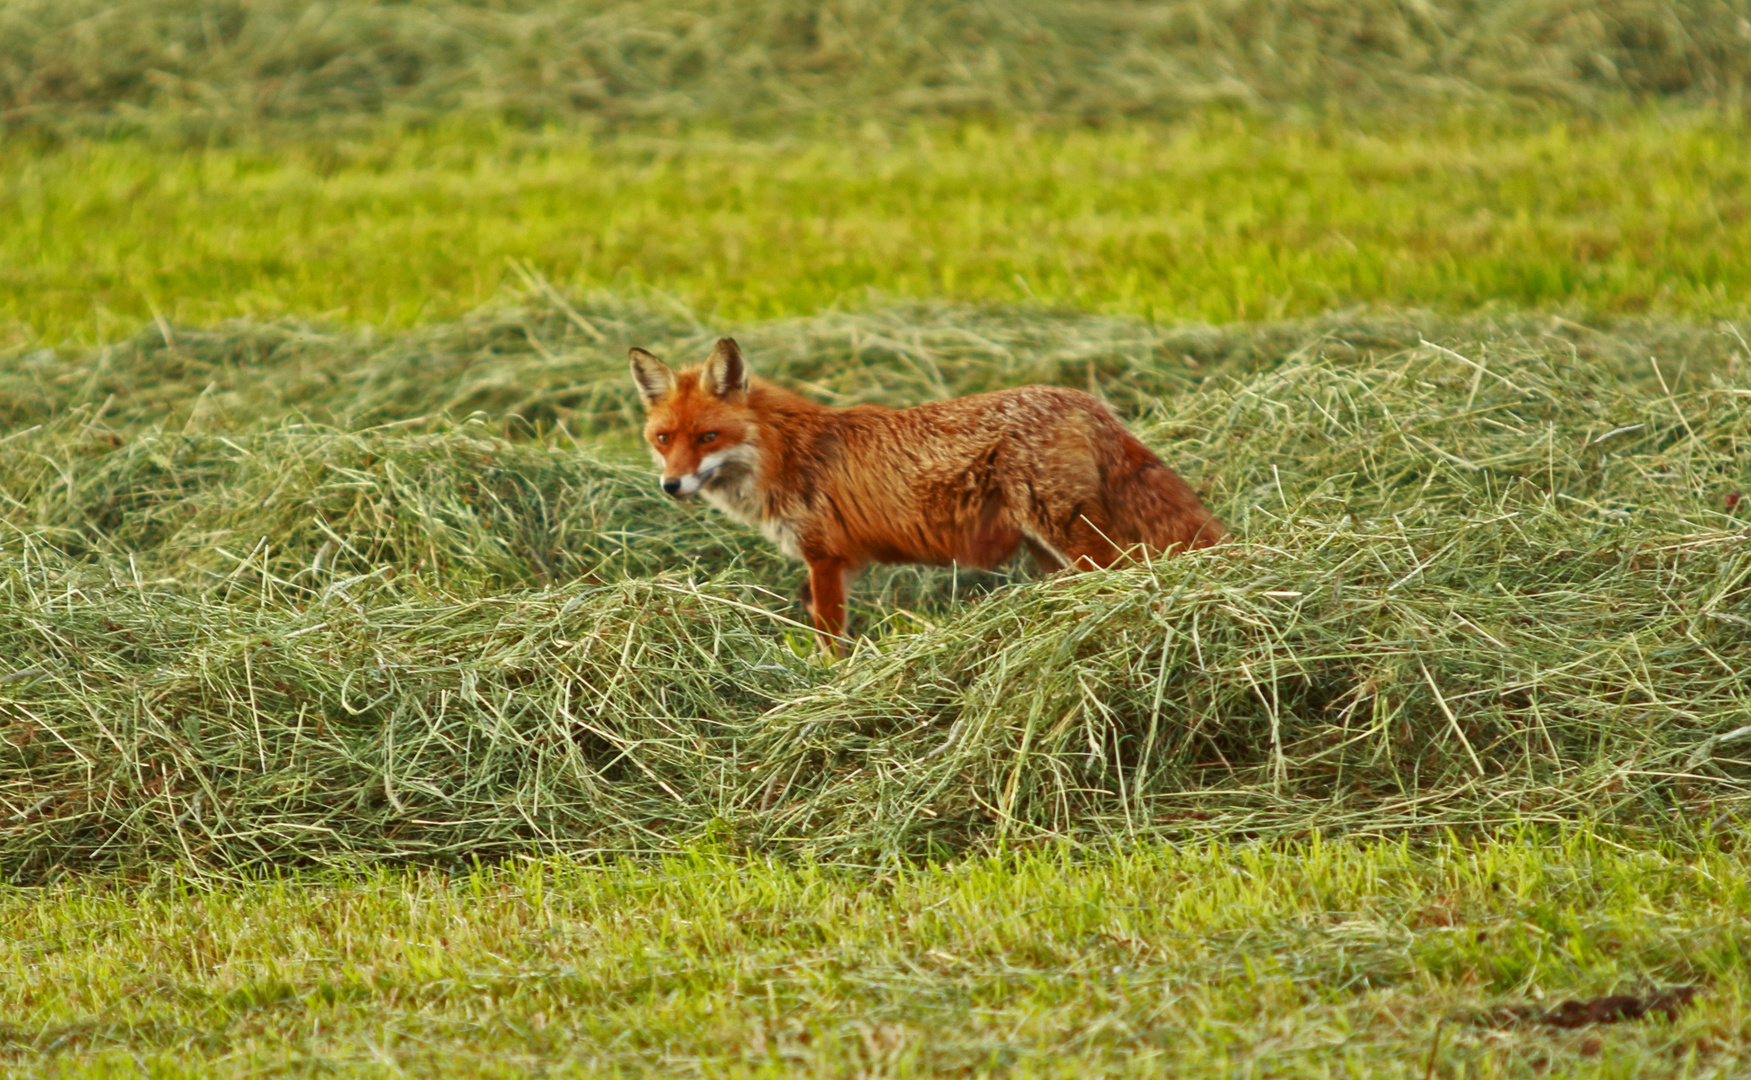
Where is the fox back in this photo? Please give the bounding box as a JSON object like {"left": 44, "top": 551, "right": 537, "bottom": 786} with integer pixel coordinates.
{"left": 631, "top": 338, "right": 1223, "bottom": 646}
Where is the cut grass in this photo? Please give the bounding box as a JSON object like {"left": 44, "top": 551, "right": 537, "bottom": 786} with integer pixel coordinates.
{"left": 5, "top": 113, "right": 1750, "bottom": 346}
{"left": 2, "top": 835, "right": 1747, "bottom": 1077}
{"left": 1, "top": 300, "right": 1747, "bottom": 877}
{"left": 5, "top": 0, "right": 1745, "bottom": 142}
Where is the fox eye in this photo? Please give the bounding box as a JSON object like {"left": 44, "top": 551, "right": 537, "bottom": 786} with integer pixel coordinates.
{"left": 698, "top": 431, "right": 718, "bottom": 444}
{"left": 654, "top": 433, "right": 671, "bottom": 446}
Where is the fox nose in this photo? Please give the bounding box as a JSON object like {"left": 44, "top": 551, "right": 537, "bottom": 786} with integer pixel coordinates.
{"left": 661, "top": 478, "right": 682, "bottom": 496}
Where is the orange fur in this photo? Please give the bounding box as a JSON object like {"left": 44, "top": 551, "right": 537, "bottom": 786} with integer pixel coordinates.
{"left": 631, "top": 338, "right": 1224, "bottom": 649}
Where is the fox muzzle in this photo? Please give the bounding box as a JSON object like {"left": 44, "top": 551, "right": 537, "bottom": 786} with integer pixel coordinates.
{"left": 659, "top": 449, "right": 738, "bottom": 498}
{"left": 661, "top": 473, "right": 704, "bottom": 498}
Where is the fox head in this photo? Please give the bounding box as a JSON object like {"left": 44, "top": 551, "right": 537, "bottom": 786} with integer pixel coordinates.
{"left": 629, "top": 338, "right": 761, "bottom": 499}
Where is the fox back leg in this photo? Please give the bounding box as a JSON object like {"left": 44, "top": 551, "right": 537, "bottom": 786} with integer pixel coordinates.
{"left": 1002, "top": 441, "right": 1127, "bottom": 571}
{"left": 1022, "top": 509, "right": 1127, "bottom": 571}
{"left": 1009, "top": 432, "right": 1221, "bottom": 570}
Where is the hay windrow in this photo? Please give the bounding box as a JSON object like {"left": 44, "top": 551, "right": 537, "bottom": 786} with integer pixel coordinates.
{"left": 0, "top": 298, "right": 1747, "bottom": 878}
{"left": 3, "top": 0, "right": 1745, "bottom": 140}
{"left": 746, "top": 518, "right": 1751, "bottom": 857}
{"left": 0, "top": 563, "right": 812, "bottom": 880}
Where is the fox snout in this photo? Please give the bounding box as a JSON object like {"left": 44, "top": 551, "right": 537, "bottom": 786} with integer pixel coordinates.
{"left": 660, "top": 473, "right": 706, "bottom": 498}
{"left": 659, "top": 463, "right": 727, "bottom": 498}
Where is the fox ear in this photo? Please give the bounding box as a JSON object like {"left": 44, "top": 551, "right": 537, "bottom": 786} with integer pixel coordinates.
{"left": 702, "top": 338, "right": 749, "bottom": 398}
{"left": 629, "top": 348, "right": 675, "bottom": 406}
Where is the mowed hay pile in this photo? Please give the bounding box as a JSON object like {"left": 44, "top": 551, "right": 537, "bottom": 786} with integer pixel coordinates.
{"left": 3, "top": 0, "right": 1745, "bottom": 139}
{"left": 0, "top": 297, "right": 1747, "bottom": 878}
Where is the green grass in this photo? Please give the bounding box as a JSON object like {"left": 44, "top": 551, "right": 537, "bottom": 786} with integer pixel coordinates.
{"left": 4, "top": 834, "right": 1747, "bottom": 1077}
{"left": 5, "top": 112, "right": 1750, "bottom": 346}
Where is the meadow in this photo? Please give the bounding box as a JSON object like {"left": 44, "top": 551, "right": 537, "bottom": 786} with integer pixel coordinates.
{"left": 5, "top": 115, "right": 1751, "bottom": 344}
{"left": 4, "top": 0, "right": 1751, "bottom": 1074}
{"left": 4, "top": 836, "right": 1748, "bottom": 1077}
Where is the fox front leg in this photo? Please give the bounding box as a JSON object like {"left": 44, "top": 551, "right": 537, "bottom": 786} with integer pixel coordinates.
{"left": 803, "top": 559, "right": 850, "bottom": 655}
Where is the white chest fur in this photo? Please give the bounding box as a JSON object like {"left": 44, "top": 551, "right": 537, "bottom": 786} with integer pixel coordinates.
{"left": 698, "top": 445, "right": 804, "bottom": 560}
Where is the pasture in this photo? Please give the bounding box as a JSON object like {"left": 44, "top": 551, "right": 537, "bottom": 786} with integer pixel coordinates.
{"left": 3, "top": 0, "right": 1750, "bottom": 1074}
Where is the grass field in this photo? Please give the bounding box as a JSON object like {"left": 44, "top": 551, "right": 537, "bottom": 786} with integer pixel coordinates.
{"left": 5, "top": 0, "right": 1751, "bottom": 1074}
{"left": 4, "top": 835, "right": 1748, "bottom": 1077}
{"left": 5, "top": 114, "right": 1751, "bottom": 344}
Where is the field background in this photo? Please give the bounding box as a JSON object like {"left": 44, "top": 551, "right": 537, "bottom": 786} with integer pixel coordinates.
{"left": 3, "top": 0, "right": 1751, "bottom": 1075}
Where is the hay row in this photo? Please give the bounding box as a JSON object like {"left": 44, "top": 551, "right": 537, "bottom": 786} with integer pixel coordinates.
{"left": 0, "top": 299, "right": 1746, "bottom": 878}
{"left": 4, "top": 0, "right": 1743, "bottom": 139}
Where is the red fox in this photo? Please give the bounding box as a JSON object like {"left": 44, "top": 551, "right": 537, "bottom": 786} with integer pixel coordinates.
{"left": 631, "top": 338, "right": 1223, "bottom": 648}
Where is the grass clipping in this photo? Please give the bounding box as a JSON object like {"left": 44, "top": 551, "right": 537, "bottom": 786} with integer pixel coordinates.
{"left": 0, "top": 300, "right": 1748, "bottom": 879}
